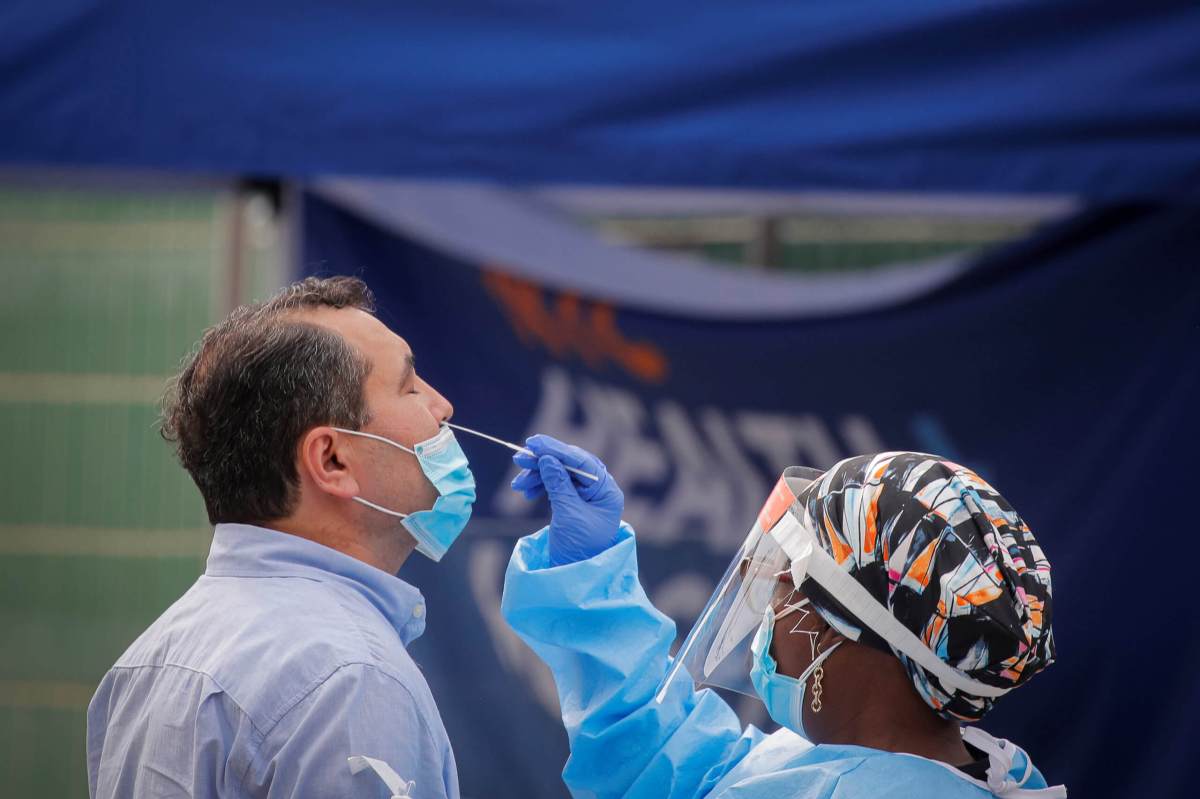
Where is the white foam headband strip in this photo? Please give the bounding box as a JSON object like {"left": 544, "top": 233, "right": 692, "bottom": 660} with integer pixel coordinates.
{"left": 772, "top": 512, "right": 1010, "bottom": 700}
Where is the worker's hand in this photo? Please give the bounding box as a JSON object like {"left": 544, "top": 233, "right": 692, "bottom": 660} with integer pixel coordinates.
{"left": 511, "top": 435, "right": 624, "bottom": 566}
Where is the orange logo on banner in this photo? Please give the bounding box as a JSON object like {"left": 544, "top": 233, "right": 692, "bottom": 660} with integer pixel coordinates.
{"left": 482, "top": 270, "right": 669, "bottom": 384}
{"left": 757, "top": 475, "right": 796, "bottom": 534}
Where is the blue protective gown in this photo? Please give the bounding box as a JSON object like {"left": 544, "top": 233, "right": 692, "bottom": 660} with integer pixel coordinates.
{"left": 501, "top": 525, "right": 1063, "bottom": 799}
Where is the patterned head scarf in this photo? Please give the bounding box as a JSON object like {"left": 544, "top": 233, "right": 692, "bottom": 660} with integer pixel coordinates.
{"left": 796, "top": 452, "right": 1055, "bottom": 722}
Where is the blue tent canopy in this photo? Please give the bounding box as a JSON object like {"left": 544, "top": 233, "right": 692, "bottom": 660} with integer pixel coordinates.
{"left": 2, "top": 2, "right": 1199, "bottom": 198}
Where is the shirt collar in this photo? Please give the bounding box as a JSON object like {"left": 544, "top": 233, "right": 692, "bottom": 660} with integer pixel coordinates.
{"left": 206, "top": 523, "right": 427, "bottom": 645}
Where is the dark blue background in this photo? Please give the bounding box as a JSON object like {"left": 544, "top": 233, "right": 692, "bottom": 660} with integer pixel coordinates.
{"left": 302, "top": 193, "right": 1200, "bottom": 799}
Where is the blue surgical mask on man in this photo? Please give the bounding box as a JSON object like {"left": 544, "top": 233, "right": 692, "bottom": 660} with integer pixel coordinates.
{"left": 750, "top": 601, "right": 843, "bottom": 739}
{"left": 333, "top": 425, "right": 476, "bottom": 562}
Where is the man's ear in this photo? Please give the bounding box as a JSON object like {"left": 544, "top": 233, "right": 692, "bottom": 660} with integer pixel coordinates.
{"left": 297, "top": 427, "right": 360, "bottom": 499}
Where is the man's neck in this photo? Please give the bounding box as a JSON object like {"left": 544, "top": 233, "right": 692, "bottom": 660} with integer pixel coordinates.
{"left": 265, "top": 514, "right": 417, "bottom": 575}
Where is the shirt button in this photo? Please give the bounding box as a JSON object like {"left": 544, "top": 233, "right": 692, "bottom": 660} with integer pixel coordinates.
{"left": 412, "top": 604, "right": 425, "bottom": 619}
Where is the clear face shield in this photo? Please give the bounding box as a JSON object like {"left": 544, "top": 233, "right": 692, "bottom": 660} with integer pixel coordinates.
{"left": 656, "top": 466, "right": 825, "bottom": 702}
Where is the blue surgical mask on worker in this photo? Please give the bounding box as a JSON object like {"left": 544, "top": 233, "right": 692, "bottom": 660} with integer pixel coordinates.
{"left": 333, "top": 425, "right": 476, "bottom": 562}
{"left": 750, "top": 600, "right": 842, "bottom": 739}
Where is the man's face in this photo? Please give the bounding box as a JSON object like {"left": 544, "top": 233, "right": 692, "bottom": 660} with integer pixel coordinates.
{"left": 309, "top": 307, "right": 453, "bottom": 519}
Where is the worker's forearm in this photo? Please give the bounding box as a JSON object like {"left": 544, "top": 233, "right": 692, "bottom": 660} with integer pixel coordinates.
{"left": 502, "top": 525, "right": 757, "bottom": 799}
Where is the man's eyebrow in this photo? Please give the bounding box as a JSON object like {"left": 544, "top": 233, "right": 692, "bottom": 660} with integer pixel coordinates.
{"left": 399, "top": 352, "right": 415, "bottom": 386}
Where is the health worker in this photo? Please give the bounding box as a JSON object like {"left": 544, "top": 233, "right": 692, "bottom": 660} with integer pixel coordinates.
{"left": 88, "top": 277, "right": 472, "bottom": 799}
{"left": 501, "top": 442, "right": 1066, "bottom": 798}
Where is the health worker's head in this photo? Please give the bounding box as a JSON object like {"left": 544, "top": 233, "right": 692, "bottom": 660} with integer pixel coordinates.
{"left": 765, "top": 452, "right": 1055, "bottom": 742}
{"left": 161, "top": 276, "right": 453, "bottom": 554}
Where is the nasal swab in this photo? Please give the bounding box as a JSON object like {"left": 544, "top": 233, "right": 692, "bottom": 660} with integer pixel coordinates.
{"left": 445, "top": 422, "right": 600, "bottom": 482}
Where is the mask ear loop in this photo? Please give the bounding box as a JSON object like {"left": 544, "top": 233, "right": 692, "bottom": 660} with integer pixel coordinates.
{"left": 350, "top": 496, "right": 409, "bottom": 519}
{"left": 331, "top": 427, "right": 417, "bottom": 518}
{"left": 761, "top": 598, "right": 843, "bottom": 708}
{"left": 770, "top": 571, "right": 823, "bottom": 660}
{"left": 332, "top": 427, "right": 417, "bottom": 455}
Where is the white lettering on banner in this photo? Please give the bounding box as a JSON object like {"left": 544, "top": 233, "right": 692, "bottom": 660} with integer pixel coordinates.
{"left": 494, "top": 367, "right": 890, "bottom": 553}
{"left": 648, "top": 572, "right": 717, "bottom": 653}
{"left": 652, "top": 400, "right": 747, "bottom": 548}
{"left": 840, "top": 414, "right": 888, "bottom": 455}
{"left": 736, "top": 412, "right": 841, "bottom": 476}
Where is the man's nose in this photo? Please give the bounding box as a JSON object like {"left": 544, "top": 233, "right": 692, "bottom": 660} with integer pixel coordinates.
{"left": 434, "top": 395, "right": 454, "bottom": 424}
{"left": 421, "top": 378, "right": 453, "bottom": 423}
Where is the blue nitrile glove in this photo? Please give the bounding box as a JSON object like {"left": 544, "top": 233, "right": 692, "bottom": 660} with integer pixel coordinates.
{"left": 510, "top": 435, "right": 624, "bottom": 566}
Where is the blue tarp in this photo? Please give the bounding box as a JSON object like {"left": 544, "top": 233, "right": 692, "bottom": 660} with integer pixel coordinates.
{"left": 301, "top": 193, "right": 1200, "bottom": 799}
{"left": 2, "top": 2, "right": 1199, "bottom": 198}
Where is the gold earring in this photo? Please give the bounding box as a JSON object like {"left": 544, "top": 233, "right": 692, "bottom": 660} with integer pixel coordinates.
{"left": 810, "top": 663, "right": 825, "bottom": 714}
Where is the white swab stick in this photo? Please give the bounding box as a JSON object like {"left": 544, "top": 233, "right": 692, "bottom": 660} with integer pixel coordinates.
{"left": 445, "top": 422, "right": 599, "bottom": 481}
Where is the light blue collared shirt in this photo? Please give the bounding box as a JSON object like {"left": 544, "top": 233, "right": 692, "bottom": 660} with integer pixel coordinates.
{"left": 87, "top": 523, "right": 459, "bottom": 798}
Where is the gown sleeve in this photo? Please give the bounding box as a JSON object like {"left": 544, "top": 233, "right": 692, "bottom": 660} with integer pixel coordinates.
{"left": 501, "top": 524, "right": 765, "bottom": 799}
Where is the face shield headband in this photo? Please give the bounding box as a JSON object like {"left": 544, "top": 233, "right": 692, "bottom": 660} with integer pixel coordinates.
{"left": 656, "top": 467, "right": 1011, "bottom": 705}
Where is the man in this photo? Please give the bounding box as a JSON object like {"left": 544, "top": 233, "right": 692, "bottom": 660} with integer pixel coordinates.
{"left": 88, "top": 276, "right": 470, "bottom": 798}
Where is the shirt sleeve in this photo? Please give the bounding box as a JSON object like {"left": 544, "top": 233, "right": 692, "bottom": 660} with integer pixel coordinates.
{"left": 245, "top": 662, "right": 456, "bottom": 799}
{"left": 501, "top": 524, "right": 764, "bottom": 799}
